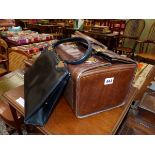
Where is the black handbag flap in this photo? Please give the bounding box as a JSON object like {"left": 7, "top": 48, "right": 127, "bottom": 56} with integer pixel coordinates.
{"left": 24, "top": 52, "right": 69, "bottom": 119}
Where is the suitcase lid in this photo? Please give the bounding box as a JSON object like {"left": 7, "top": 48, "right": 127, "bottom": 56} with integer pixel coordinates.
{"left": 56, "top": 43, "right": 136, "bottom": 77}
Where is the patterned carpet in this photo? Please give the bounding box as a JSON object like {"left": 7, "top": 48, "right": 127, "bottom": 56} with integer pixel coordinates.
{"left": 0, "top": 117, "right": 28, "bottom": 135}
{"left": 0, "top": 118, "right": 9, "bottom": 135}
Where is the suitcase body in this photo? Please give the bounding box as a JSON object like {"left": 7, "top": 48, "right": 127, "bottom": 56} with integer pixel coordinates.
{"left": 56, "top": 42, "right": 136, "bottom": 118}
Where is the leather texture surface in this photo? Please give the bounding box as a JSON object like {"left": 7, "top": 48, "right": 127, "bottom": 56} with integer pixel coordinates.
{"left": 56, "top": 42, "right": 137, "bottom": 118}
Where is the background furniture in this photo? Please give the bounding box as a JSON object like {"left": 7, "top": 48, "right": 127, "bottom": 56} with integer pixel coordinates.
{"left": 8, "top": 40, "right": 53, "bottom": 71}
{"left": 134, "top": 65, "right": 155, "bottom": 101}
{"left": 0, "top": 39, "right": 9, "bottom": 76}
{"left": 0, "top": 99, "right": 23, "bottom": 134}
{"left": 136, "top": 22, "right": 155, "bottom": 64}
{"left": 117, "top": 64, "right": 155, "bottom": 134}
{"left": 8, "top": 49, "right": 31, "bottom": 71}
{"left": 115, "top": 19, "right": 145, "bottom": 58}
{"left": 1, "top": 30, "right": 53, "bottom": 47}
{"left": 83, "top": 30, "right": 119, "bottom": 50}
{"left": 88, "top": 19, "right": 126, "bottom": 34}
{"left": 0, "top": 19, "right": 15, "bottom": 31}
{"left": 0, "top": 70, "right": 24, "bottom": 134}
{"left": 109, "top": 19, "right": 126, "bottom": 35}
{"left": 118, "top": 105, "right": 155, "bottom": 135}
{"left": 50, "top": 26, "right": 64, "bottom": 39}
{"left": 118, "top": 78, "right": 155, "bottom": 134}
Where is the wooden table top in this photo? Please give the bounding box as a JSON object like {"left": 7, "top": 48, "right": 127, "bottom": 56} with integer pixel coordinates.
{"left": 0, "top": 70, "right": 24, "bottom": 98}
{"left": 3, "top": 85, "right": 137, "bottom": 135}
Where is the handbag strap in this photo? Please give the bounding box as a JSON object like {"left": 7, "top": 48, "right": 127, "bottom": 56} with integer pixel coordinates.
{"left": 95, "top": 50, "right": 136, "bottom": 64}
{"left": 53, "top": 37, "right": 92, "bottom": 65}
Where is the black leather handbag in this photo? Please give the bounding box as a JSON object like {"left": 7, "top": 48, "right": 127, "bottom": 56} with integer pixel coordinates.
{"left": 24, "top": 37, "right": 92, "bottom": 126}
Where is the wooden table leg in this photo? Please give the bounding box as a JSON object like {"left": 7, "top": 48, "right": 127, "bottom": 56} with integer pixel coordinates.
{"left": 9, "top": 105, "right": 23, "bottom": 135}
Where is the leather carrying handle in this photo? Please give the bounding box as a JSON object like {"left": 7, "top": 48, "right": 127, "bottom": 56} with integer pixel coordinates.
{"left": 53, "top": 37, "right": 92, "bottom": 65}
{"left": 95, "top": 50, "right": 136, "bottom": 64}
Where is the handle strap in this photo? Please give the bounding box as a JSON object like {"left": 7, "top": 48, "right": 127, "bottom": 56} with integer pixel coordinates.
{"left": 52, "top": 37, "right": 92, "bottom": 65}
{"left": 95, "top": 50, "right": 136, "bottom": 64}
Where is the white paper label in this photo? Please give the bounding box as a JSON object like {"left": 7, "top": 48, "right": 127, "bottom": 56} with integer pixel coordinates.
{"left": 16, "top": 97, "right": 25, "bottom": 107}
{"left": 104, "top": 77, "right": 114, "bottom": 85}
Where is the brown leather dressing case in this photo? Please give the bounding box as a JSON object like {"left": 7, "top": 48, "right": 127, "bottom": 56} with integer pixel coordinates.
{"left": 56, "top": 34, "right": 137, "bottom": 118}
